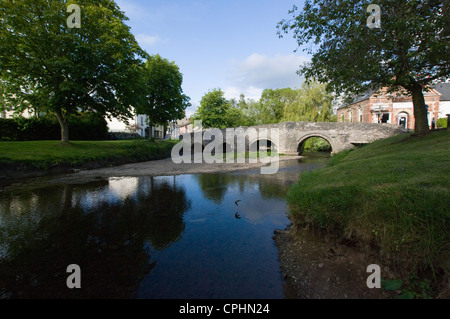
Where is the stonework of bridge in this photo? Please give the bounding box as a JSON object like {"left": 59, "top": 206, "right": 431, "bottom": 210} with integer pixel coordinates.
{"left": 187, "top": 121, "right": 407, "bottom": 155}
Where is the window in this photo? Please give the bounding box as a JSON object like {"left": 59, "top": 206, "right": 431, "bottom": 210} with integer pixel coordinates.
{"left": 359, "top": 108, "right": 363, "bottom": 122}
{"left": 348, "top": 111, "right": 353, "bottom": 123}
{"left": 380, "top": 113, "right": 390, "bottom": 123}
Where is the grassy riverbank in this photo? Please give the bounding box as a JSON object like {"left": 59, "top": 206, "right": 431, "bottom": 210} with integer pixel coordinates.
{"left": 0, "top": 139, "right": 178, "bottom": 178}
{"left": 286, "top": 130, "right": 450, "bottom": 297}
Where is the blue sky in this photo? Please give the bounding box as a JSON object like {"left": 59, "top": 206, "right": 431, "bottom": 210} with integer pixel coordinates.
{"left": 115, "top": 0, "right": 309, "bottom": 117}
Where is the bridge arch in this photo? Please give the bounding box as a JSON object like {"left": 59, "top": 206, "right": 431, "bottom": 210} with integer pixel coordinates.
{"left": 248, "top": 138, "right": 278, "bottom": 152}
{"left": 297, "top": 133, "right": 335, "bottom": 155}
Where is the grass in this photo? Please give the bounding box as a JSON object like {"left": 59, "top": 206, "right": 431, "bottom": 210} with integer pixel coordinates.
{"left": 0, "top": 139, "right": 179, "bottom": 172}
{"left": 286, "top": 130, "right": 450, "bottom": 296}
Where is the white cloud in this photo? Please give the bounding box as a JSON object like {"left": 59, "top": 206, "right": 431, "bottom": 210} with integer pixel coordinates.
{"left": 223, "top": 86, "right": 263, "bottom": 102}
{"left": 224, "top": 53, "right": 310, "bottom": 100}
{"left": 135, "top": 34, "right": 162, "bottom": 47}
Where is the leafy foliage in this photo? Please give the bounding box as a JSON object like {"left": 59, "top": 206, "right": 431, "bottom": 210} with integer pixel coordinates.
{"left": 436, "top": 117, "right": 447, "bottom": 128}
{"left": 0, "top": 0, "right": 147, "bottom": 141}
{"left": 0, "top": 113, "right": 108, "bottom": 141}
{"left": 194, "top": 81, "right": 336, "bottom": 128}
{"left": 193, "top": 89, "right": 235, "bottom": 129}
{"left": 134, "top": 54, "right": 190, "bottom": 133}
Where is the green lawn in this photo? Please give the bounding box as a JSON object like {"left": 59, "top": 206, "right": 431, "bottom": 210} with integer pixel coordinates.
{"left": 287, "top": 130, "right": 450, "bottom": 297}
{"left": 0, "top": 139, "right": 179, "bottom": 170}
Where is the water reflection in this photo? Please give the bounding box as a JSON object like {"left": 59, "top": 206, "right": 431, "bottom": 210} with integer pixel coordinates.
{"left": 0, "top": 176, "right": 190, "bottom": 298}
{"left": 0, "top": 157, "right": 329, "bottom": 299}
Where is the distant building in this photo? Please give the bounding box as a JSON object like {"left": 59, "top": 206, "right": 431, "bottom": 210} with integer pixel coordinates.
{"left": 168, "top": 117, "right": 195, "bottom": 139}
{"left": 1, "top": 109, "right": 39, "bottom": 119}
{"left": 433, "top": 82, "right": 450, "bottom": 119}
{"left": 106, "top": 112, "right": 166, "bottom": 139}
{"left": 337, "top": 83, "right": 450, "bottom": 129}
{"left": 135, "top": 114, "right": 165, "bottom": 139}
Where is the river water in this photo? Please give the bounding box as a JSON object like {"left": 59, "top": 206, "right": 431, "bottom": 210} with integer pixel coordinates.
{"left": 0, "top": 156, "right": 328, "bottom": 299}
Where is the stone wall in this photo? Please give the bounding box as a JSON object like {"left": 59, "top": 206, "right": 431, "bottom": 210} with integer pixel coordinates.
{"left": 187, "top": 121, "right": 407, "bottom": 155}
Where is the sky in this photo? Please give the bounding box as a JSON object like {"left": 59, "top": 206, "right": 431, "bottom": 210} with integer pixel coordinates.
{"left": 114, "top": 0, "right": 309, "bottom": 117}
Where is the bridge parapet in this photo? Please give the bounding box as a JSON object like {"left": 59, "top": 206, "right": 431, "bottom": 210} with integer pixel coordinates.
{"left": 182, "top": 121, "right": 407, "bottom": 155}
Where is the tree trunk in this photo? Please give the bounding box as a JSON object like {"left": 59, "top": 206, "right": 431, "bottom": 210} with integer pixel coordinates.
{"left": 149, "top": 123, "right": 153, "bottom": 140}
{"left": 411, "top": 85, "right": 430, "bottom": 136}
{"left": 55, "top": 110, "right": 70, "bottom": 143}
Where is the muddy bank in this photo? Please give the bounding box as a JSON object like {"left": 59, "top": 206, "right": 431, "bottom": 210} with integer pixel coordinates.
{"left": 1, "top": 155, "right": 302, "bottom": 188}
{"left": 274, "top": 224, "right": 399, "bottom": 299}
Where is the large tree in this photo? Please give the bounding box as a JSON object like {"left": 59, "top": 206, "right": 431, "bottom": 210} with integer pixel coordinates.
{"left": 0, "top": 0, "right": 146, "bottom": 142}
{"left": 134, "top": 54, "right": 190, "bottom": 139}
{"left": 277, "top": 0, "right": 450, "bottom": 136}
{"left": 259, "top": 88, "right": 298, "bottom": 123}
{"left": 283, "top": 81, "right": 336, "bottom": 122}
{"left": 193, "top": 89, "right": 235, "bottom": 129}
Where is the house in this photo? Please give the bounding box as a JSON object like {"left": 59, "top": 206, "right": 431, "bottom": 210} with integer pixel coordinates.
{"left": 1, "top": 109, "right": 38, "bottom": 119}
{"left": 106, "top": 111, "right": 166, "bottom": 139}
{"left": 337, "top": 83, "right": 450, "bottom": 129}
{"left": 168, "top": 117, "right": 195, "bottom": 139}
{"left": 433, "top": 82, "right": 450, "bottom": 119}
{"left": 135, "top": 114, "right": 165, "bottom": 139}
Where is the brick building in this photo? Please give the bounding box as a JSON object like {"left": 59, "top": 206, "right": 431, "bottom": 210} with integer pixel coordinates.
{"left": 337, "top": 83, "right": 450, "bottom": 129}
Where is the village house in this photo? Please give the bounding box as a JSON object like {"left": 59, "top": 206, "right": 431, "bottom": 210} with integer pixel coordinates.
{"left": 337, "top": 83, "right": 450, "bottom": 129}
{"left": 167, "top": 117, "right": 200, "bottom": 139}
{"left": 134, "top": 114, "right": 165, "bottom": 139}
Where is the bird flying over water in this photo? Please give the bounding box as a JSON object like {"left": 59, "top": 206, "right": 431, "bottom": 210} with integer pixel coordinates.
{"left": 235, "top": 200, "right": 241, "bottom": 206}
{"left": 235, "top": 212, "right": 241, "bottom": 219}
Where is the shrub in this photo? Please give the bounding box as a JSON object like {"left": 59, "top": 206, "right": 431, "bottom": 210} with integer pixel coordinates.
{"left": 68, "top": 113, "right": 108, "bottom": 140}
{"left": 0, "top": 118, "right": 19, "bottom": 141}
{"left": 0, "top": 113, "right": 108, "bottom": 141}
{"left": 436, "top": 118, "right": 447, "bottom": 129}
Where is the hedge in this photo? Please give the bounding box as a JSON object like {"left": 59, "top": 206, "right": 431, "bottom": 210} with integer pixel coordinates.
{"left": 436, "top": 117, "right": 447, "bottom": 129}
{"left": 0, "top": 113, "right": 108, "bottom": 141}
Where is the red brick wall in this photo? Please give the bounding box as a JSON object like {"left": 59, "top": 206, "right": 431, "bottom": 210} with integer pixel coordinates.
{"left": 337, "top": 88, "right": 441, "bottom": 129}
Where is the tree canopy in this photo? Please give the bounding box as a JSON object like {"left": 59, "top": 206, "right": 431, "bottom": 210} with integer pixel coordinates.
{"left": 0, "top": 0, "right": 147, "bottom": 142}
{"left": 193, "top": 82, "right": 336, "bottom": 129}
{"left": 134, "top": 54, "right": 191, "bottom": 138}
{"left": 193, "top": 89, "right": 234, "bottom": 129}
{"left": 277, "top": 0, "right": 450, "bottom": 136}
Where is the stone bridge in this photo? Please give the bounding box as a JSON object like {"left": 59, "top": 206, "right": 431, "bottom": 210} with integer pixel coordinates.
{"left": 183, "top": 121, "right": 407, "bottom": 155}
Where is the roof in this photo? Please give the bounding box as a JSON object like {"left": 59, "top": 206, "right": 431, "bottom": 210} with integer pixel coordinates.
{"left": 337, "top": 88, "right": 379, "bottom": 110}
{"left": 432, "top": 82, "right": 450, "bottom": 101}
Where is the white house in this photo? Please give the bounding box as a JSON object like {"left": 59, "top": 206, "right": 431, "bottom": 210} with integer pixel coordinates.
{"left": 106, "top": 114, "right": 166, "bottom": 139}
{"left": 1, "top": 109, "right": 37, "bottom": 119}
{"left": 432, "top": 82, "right": 450, "bottom": 119}
{"left": 135, "top": 114, "right": 165, "bottom": 139}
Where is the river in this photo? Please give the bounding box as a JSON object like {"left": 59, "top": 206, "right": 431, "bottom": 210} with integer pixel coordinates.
{"left": 0, "top": 155, "right": 329, "bottom": 299}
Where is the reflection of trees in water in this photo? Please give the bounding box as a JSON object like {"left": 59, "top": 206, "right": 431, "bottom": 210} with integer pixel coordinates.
{"left": 196, "top": 174, "right": 236, "bottom": 204}
{"left": 137, "top": 177, "right": 190, "bottom": 250}
{"left": 0, "top": 176, "right": 190, "bottom": 298}
{"left": 195, "top": 173, "right": 290, "bottom": 205}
